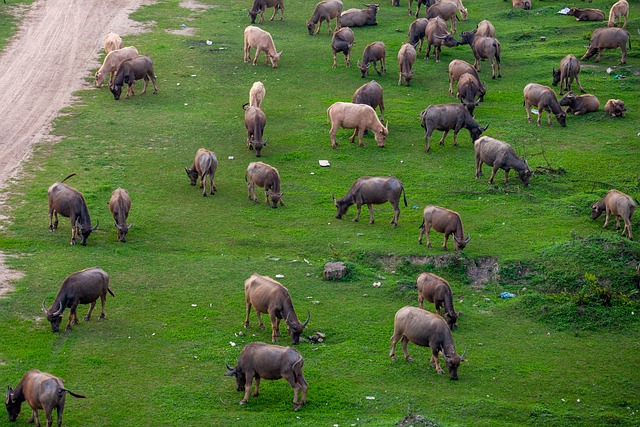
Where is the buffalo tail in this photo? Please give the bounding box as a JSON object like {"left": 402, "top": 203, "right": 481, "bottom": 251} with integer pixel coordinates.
{"left": 108, "top": 288, "right": 115, "bottom": 297}
{"left": 60, "top": 173, "right": 77, "bottom": 183}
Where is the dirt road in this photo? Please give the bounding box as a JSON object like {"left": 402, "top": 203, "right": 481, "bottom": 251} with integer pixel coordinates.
{"left": 0, "top": 0, "right": 151, "bottom": 293}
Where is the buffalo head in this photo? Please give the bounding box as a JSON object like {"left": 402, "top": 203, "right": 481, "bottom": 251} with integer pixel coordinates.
{"left": 443, "top": 348, "right": 466, "bottom": 380}
{"left": 110, "top": 83, "right": 123, "bottom": 100}
{"left": 250, "top": 138, "right": 267, "bottom": 157}
{"left": 76, "top": 218, "right": 98, "bottom": 246}
{"left": 267, "top": 190, "right": 285, "bottom": 209}
{"left": 590, "top": 200, "right": 606, "bottom": 219}
{"left": 115, "top": 222, "right": 133, "bottom": 243}
{"left": 459, "top": 29, "right": 476, "bottom": 46}
{"left": 306, "top": 21, "right": 317, "bottom": 36}
{"left": 469, "top": 122, "right": 489, "bottom": 143}
{"left": 285, "top": 311, "right": 310, "bottom": 345}
{"left": 42, "top": 300, "right": 64, "bottom": 332}
{"left": 357, "top": 61, "right": 371, "bottom": 78}
{"left": 519, "top": 160, "right": 533, "bottom": 186}
{"left": 185, "top": 167, "right": 199, "bottom": 186}
{"left": 224, "top": 363, "right": 246, "bottom": 392}
{"left": 333, "top": 193, "right": 352, "bottom": 219}
{"left": 374, "top": 122, "right": 389, "bottom": 147}
{"left": 453, "top": 234, "right": 471, "bottom": 250}
{"left": 5, "top": 387, "right": 21, "bottom": 422}
{"left": 248, "top": 10, "right": 258, "bottom": 24}
{"left": 551, "top": 68, "right": 561, "bottom": 87}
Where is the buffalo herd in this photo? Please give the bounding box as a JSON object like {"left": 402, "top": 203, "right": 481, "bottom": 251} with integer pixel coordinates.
{"left": 6, "top": 0, "right": 637, "bottom": 422}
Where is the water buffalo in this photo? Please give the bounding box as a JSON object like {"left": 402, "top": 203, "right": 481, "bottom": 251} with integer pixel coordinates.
{"left": 604, "top": 98, "right": 626, "bottom": 117}
{"left": 246, "top": 162, "right": 284, "bottom": 208}
{"left": 591, "top": 189, "right": 635, "bottom": 239}
{"left": 352, "top": 80, "right": 385, "bottom": 121}
{"left": 95, "top": 46, "right": 138, "bottom": 88}
{"left": 512, "top": 0, "right": 531, "bottom": 10}
{"left": 552, "top": 54, "right": 585, "bottom": 95}
{"left": 567, "top": 7, "right": 605, "bottom": 21}
{"left": 419, "top": 103, "right": 487, "bottom": 152}
{"left": 340, "top": 4, "right": 379, "bottom": 27}
{"left": 244, "top": 105, "right": 267, "bottom": 157}
{"left": 248, "top": 0, "right": 284, "bottom": 24}
{"left": 5, "top": 370, "right": 86, "bottom": 427}
{"left": 243, "top": 273, "right": 309, "bottom": 343}
{"left": 42, "top": 267, "right": 113, "bottom": 332}
{"left": 357, "top": 41, "right": 386, "bottom": 77}
{"left": 307, "top": 0, "right": 343, "bottom": 35}
{"left": 224, "top": 342, "right": 308, "bottom": 410}
{"left": 607, "top": 0, "right": 628, "bottom": 28}
{"left": 523, "top": 83, "right": 566, "bottom": 127}
{"left": 456, "top": 73, "right": 483, "bottom": 113}
{"left": 327, "top": 102, "right": 388, "bottom": 148}
{"left": 109, "top": 188, "right": 133, "bottom": 242}
{"left": 398, "top": 43, "right": 417, "bottom": 86}
{"left": 581, "top": 27, "right": 630, "bottom": 64}
{"left": 424, "top": 16, "right": 461, "bottom": 62}
{"left": 425, "top": 2, "right": 459, "bottom": 33}
{"left": 408, "top": 18, "right": 429, "bottom": 51}
{"left": 331, "top": 27, "right": 354, "bottom": 68}
{"left": 475, "top": 19, "right": 495, "bottom": 37}
{"left": 103, "top": 32, "right": 123, "bottom": 54}
{"left": 459, "top": 29, "right": 501, "bottom": 79}
{"left": 474, "top": 136, "right": 532, "bottom": 186}
{"left": 333, "top": 176, "right": 407, "bottom": 228}
{"left": 249, "top": 81, "right": 265, "bottom": 108}
{"left": 244, "top": 26, "right": 282, "bottom": 67}
{"left": 109, "top": 56, "right": 157, "bottom": 100}
{"left": 416, "top": 272, "right": 459, "bottom": 329}
{"left": 390, "top": 306, "right": 465, "bottom": 380}
{"left": 419, "top": 205, "right": 469, "bottom": 250}
{"left": 409, "top": 0, "right": 435, "bottom": 18}
{"left": 47, "top": 174, "right": 98, "bottom": 246}
{"left": 185, "top": 148, "right": 218, "bottom": 196}
{"left": 559, "top": 92, "right": 600, "bottom": 115}
{"left": 448, "top": 59, "right": 485, "bottom": 101}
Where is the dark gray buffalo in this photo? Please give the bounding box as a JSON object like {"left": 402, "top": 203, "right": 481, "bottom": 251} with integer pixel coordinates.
{"left": 109, "top": 188, "right": 133, "bottom": 242}
{"left": 416, "top": 272, "right": 459, "bottom": 329}
{"left": 5, "top": 369, "right": 86, "bottom": 427}
{"left": 47, "top": 174, "right": 98, "bottom": 246}
{"left": 352, "top": 80, "right": 385, "bottom": 121}
{"left": 333, "top": 176, "right": 407, "bottom": 228}
{"left": 424, "top": 16, "right": 460, "bottom": 62}
{"left": 331, "top": 27, "right": 354, "bottom": 68}
{"left": 225, "top": 342, "right": 308, "bottom": 410}
{"left": 419, "top": 205, "right": 469, "bottom": 250}
{"left": 474, "top": 136, "right": 532, "bottom": 186}
{"left": 244, "top": 105, "right": 267, "bottom": 157}
{"left": 109, "top": 56, "right": 158, "bottom": 100}
{"left": 42, "top": 267, "right": 114, "bottom": 332}
{"left": 390, "top": 306, "right": 465, "bottom": 380}
{"left": 340, "top": 4, "right": 379, "bottom": 27}
{"left": 244, "top": 273, "right": 309, "bottom": 344}
{"left": 419, "top": 103, "right": 487, "bottom": 152}
{"left": 459, "top": 29, "right": 501, "bottom": 79}
{"left": 408, "top": 18, "right": 429, "bottom": 51}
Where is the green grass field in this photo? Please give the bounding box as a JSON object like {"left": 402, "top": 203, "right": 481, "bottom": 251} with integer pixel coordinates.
{"left": 1, "top": 0, "right": 639, "bottom": 425}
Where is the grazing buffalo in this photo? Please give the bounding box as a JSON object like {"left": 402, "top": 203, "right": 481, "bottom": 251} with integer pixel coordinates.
{"left": 249, "top": 81, "right": 265, "bottom": 108}
{"left": 327, "top": 102, "right": 388, "bottom": 148}
{"left": 42, "top": 267, "right": 113, "bottom": 332}
{"left": 559, "top": 92, "right": 600, "bottom": 115}
{"left": 47, "top": 174, "right": 98, "bottom": 246}
{"left": 307, "top": 0, "right": 343, "bottom": 35}
{"left": 456, "top": 73, "right": 483, "bottom": 113}
{"left": 248, "top": 0, "right": 284, "bottom": 24}
{"left": 523, "top": 83, "right": 566, "bottom": 127}
{"left": 95, "top": 46, "right": 139, "bottom": 88}
{"left": 352, "top": 80, "right": 385, "bottom": 121}
{"left": 244, "top": 105, "right": 268, "bottom": 157}
{"left": 475, "top": 19, "right": 495, "bottom": 37}
{"left": 5, "top": 370, "right": 86, "bottom": 427}
{"left": 409, "top": 0, "right": 435, "bottom": 18}
{"left": 333, "top": 176, "right": 407, "bottom": 228}
{"left": 459, "top": 29, "right": 501, "bottom": 79}
{"left": 244, "top": 26, "right": 282, "bottom": 67}
{"left": 591, "top": 189, "right": 635, "bottom": 239}
{"left": 448, "top": 59, "right": 485, "bottom": 101}
{"left": 110, "top": 56, "right": 157, "bottom": 100}
{"left": 419, "top": 103, "right": 487, "bottom": 152}
{"left": 604, "top": 98, "right": 626, "bottom": 117}
{"left": 567, "top": 7, "right": 605, "bottom": 21}
{"left": 552, "top": 54, "right": 585, "bottom": 95}
{"left": 398, "top": 43, "right": 417, "bottom": 86}
{"left": 340, "top": 4, "right": 379, "bottom": 27}
{"left": 435, "top": 0, "right": 468, "bottom": 20}
{"left": 103, "top": 32, "right": 123, "bottom": 54}
{"left": 419, "top": 205, "right": 469, "bottom": 250}
{"left": 243, "top": 273, "right": 309, "bottom": 343}
{"left": 109, "top": 188, "right": 133, "bottom": 242}
{"left": 416, "top": 272, "right": 459, "bottom": 329}
{"left": 185, "top": 148, "right": 218, "bottom": 196}
{"left": 357, "top": 41, "right": 386, "bottom": 78}
{"left": 408, "top": 18, "right": 429, "bottom": 51}
{"left": 474, "top": 136, "right": 532, "bottom": 186}
{"left": 390, "top": 306, "right": 465, "bottom": 380}
{"left": 581, "top": 27, "right": 630, "bottom": 64}
{"left": 246, "top": 162, "right": 284, "bottom": 208}
{"left": 425, "top": 2, "right": 459, "bottom": 33}
{"left": 331, "top": 27, "right": 354, "bottom": 68}
{"left": 225, "top": 342, "right": 308, "bottom": 410}
{"left": 424, "top": 16, "right": 460, "bottom": 62}
{"left": 607, "top": 0, "right": 628, "bottom": 28}
{"left": 512, "top": 0, "right": 531, "bottom": 10}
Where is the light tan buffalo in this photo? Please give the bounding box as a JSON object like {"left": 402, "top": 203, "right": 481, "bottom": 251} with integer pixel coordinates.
{"left": 243, "top": 26, "right": 282, "bottom": 68}
{"left": 185, "top": 148, "right": 218, "bottom": 197}
{"left": 604, "top": 99, "right": 626, "bottom": 117}
{"left": 591, "top": 189, "right": 636, "bottom": 239}
{"left": 419, "top": 205, "right": 469, "bottom": 250}
{"left": 246, "top": 162, "right": 284, "bottom": 208}
{"left": 249, "top": 81, "right": 265, "bottom": 108}
{"left": 523, "top": 83, "right": 566, "bottom": 127}
{"left": 94, "top": 46, "right": 139, "bottom": 88}
{"left": 475, "top": 19, "right": 495, "bottom": 37}
{"left": 103, "top": 32, "right": 123, "bottom": 54}
{"left": 307, "top": 0, "right": 343, "bottom": 35}
{"left": 474, "top": 136, "right": 532, "bottom": 186}
{"left": 607, "top": 0, "right": 628, "bottom": 28}
{"left": 327, "top": 102, "right": 388, "bottom": 148}
{"left": 559, "top": 92, "right": 599, "bottom": 115}
{"left": 109, "top": 188, "right": 133, "bottom": 242}
{"left": 416, "top": 272, "right": 459, "bottom": 329}
{"left": 398, "top": 43, "right": 417, "bottom": 86}
{"left": 567, "top": 8, "right": 605, "bottom": 22}
{"left": 390, "top": 306, "right": 465, "bottom": 380}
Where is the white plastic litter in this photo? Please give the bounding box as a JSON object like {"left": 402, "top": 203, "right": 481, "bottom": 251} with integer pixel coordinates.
{"left": 558, "top": 7, "right": 570, "bottom": 14}
{"left": 319, "top": 160, "right": 330, "bottom": 167}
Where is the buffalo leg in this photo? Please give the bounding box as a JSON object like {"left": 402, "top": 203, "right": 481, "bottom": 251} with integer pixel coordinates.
{"left": 56, "top": 404, "right": 64, "bottom": 427}
{"left": 252, "top": 377, "right": 261, "bottom": 396}
{"left": 442, "top": 232, "right": 450, "bottom": 250}
{"left": 348, "top": 127, "right": 358, "bottom": 143}
{"left": 332, "top": 52, "right": 337, "bottom": 69}
{"left": 424, "top": 129, "right": 433, "bottom": 153}
{"left": 619, "top": 46, "right": 627, "bottom": 65}
{"left": 345, "top": 50, "right": 351, "bottom": 68}
{"left": 329, "top": 122, "right": 340, "bottom": 149}
{"left": 452, "top": 130, "right": 460, "bottom": 146}
{"left": 390, "top": 333, "right": 400, "bottom": 360}
{"left": 99, "top": 294, "right": 107, "bottom": 319}
{"left": 489, "top": 166, "right": 499, "bottom": 185}
{"left": 84, "top": 301, "right": 96, "bottom": 321}
{"left": 425, "top": 224, "right": 433, "bottom": 248}
{"left": 274, "top": 316, "right": 282, "bottom": 337}
{"left": 400, "top": 336, "right": 414, "bottom": 362}
{"left": 269, "top": 314, "right": 279, "bottom": 341}
{"left": 603, "top": 209, "right": 611, "bottom": 228}
{"left": 49, "top": 209, "right": 58, "bottom": 231}
{"left": 431, "top": 350, "right": 444, "bottom": 374}
{"left": 366, "top": 203, "right": 375, "bottom": 224}
{"left": 252, "top": 48, "right": 261, "bottom": 66}
{"left": 475, "top": 155, "right": 483, "bottom": 178}
{"left": 30, "top": 408, "right": 41, "bottom": 427}
{"left": 418, "top": 293, "right": 424, "bottom": 309}
{"left": 439, "top": 130, "right": 449, "bottom": 146}
{"left": 141, "top": 76, "right": 149, "bottom": 95}
{"left": 244, "top": 303, "right": 252, "bottom": 328}
{"left": 240, "top": 374, "right": 254, "bottom": 404}
{"left": 354, "top": 203, "right": 362, "bottom": 222}
{"left": 391, "top": 203, "right": 400, "bottom": 228}
{"left": 256, "top": 311, "right": 266, "bottom": 330}
{"left": 525, "top": 101, "right": 532, "bottom": 123}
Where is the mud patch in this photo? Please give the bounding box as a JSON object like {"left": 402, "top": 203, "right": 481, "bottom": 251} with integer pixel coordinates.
{"left": 179, "top": 0, "right": 216, "bottom": 11}
{"left": 0, "top": 252, "right": 24, "bottom": 298}
{"left": 166, "top": 26, "right": 196, "bottom": 36}
{"left": 397, "top": 414, "right": 439, "bottom": 427}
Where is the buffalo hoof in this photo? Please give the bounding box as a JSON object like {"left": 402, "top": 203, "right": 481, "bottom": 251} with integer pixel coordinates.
{"left": 406, "top": 357, "right": 415, "bottom": 363}
{"left": 84, "top": 316, "right": 90, "bottom": 321}
{"left": 239, "top": 400, "right": 247, "bottom": 406}
{"left": 99, "top": 314, "right": 105, "bottom": 320}
{"left": 391, "top": 355, "right": 397, "bottom": 361}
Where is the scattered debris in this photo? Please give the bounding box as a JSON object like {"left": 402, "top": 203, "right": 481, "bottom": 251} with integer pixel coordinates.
{"left": 500, "top": 292, "right": 516, "bottom": 299}
{"left": 373, "top": 282, "right": 381, "bottom": 288}
{"left": 308, "top": 332, "right": 325, "bottom": 343}
{"left": 319, "top": 160, "right": 330, "bottom": 167}
{"left": 275, "top": 274, "right": 284, "bottom": 278}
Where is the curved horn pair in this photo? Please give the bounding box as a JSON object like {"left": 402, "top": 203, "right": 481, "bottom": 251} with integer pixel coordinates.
{"left": 43, "top": 300, "right": 63, "bottom": 316}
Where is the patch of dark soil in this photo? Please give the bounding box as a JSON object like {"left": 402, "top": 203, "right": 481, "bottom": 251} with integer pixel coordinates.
{"left": 397, "top": 414, "right": 439, "bottom": 427}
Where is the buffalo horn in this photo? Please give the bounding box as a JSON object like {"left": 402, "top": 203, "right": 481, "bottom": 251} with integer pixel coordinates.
{"left": 52, "top": 301, "right": 63, "bottom": 316}
{"left": 465, "top": 234, "right": 471, "bottom": 243}
{"left": 434, "top": 34, "right": 448, "bottom": 40}
{"left": 225, "top": 362, "right": 234, "bottom": 371}
{"left": 460, "top": 348, "right": 467, "bottom": 361}
{"left": 483, "top": 122, "right": 490, "bottom": 132}
{"left": 332, "top": 193, "right": 337, "bottom": 207}
{"left": 92, "top": 220, "right": 99, "bottom": 231}
{"left": 442, "top": 351, "right": 452, "bottom": 363}
{"left": 42, "top": 299, "right": 48, "bottom": 313}
{"left": 127, "top": 222, "right": 134, "bottom": 230}
{"left": 302, "top": 311, "right": 311, "bottom": 329}
{"left": 115, "top": 222, "right": 121, "bottom": 230}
